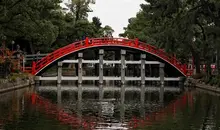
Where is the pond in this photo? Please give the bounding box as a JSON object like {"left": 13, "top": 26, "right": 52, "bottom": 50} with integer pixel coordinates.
{"left": 0, "top": 86, "right": 220, "bottom": 130}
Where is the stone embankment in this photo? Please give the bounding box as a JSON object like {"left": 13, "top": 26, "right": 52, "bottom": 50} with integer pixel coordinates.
{"left": 185, "top": 78, "right": 220, "bottom": 93}
{"left": 0, "top": 73, "right": 34, "bottom": 93}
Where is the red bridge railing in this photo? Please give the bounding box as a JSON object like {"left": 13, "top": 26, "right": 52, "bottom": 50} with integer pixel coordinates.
{"left": 31, "top": 38, "right": 188, "bottom": 76}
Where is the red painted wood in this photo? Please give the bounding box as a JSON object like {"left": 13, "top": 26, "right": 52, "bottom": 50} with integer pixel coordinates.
{"left": 85, "top": 37, "right": 89, "bottom": 46}
{"left": 135, "top": 38, "right": 139, "bottom": 47}
{"left": 31, "top": 37, "right": 188, "bottom": 76}
{"left": 32, "top": 61, "right": 36, "bottom": 75}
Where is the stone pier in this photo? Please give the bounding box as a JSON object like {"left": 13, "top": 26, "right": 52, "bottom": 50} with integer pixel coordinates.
{"left": 57, "top": 62, "right": 62, "bottom": 85}
{"left": 99, "top": 49, "right": 104, "bottom": 85}
{"left": 141, "top": 54, "right": 146, "bottom": 85}
{"left": 121, "top": 50, "right": 126, "bottom": 85}
{"left": 78, "top": 53, "right": 83, "bottom": 85}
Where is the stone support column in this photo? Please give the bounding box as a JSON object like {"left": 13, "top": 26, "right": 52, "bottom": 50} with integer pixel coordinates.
{"left": 159, "top": 63, "right": 165, "bottom": 87}
{"left": 78, "top": 53, "right": 83, "bottom": 84}
{"left": 57, "top": 62, "right": 62, "bottom": 85}
{"left": 141, "top": 54, "right": 146, "bottom": 85}
{"left": 121, "top": 50, "right": 126, "bottom": 85}
{"left": 159, "top": 63, "right": 165, "bottom": 103}
{"left": 99, "top": 49, "right": 104, "bottom": 84}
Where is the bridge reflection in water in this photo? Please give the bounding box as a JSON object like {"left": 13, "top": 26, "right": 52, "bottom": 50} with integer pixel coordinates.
{"left": 30, "top": 85, "right": 189, "bottom": 129}
{"left": 2, "top": 87, "right": 220, "bottom": 130}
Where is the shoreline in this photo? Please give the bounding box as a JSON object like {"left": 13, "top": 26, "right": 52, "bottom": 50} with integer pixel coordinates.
{"left": 0, "top": 73, "right": 35, "bottom": 94}
{"left": 195, "top": 83, "right": 220, "bottom": 93}
{"left": 187, "top": 78, "right": 220, "bottom": 93}
{"left": 0, "top": 80, "right": 34, "bottom": 94}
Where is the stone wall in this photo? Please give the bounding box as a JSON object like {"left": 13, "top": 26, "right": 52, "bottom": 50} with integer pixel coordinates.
{"left": 0, "top": 73, "right": 34, "bottom": 93}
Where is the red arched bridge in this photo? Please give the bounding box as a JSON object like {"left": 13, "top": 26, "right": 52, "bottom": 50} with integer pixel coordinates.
{"left": 30, "top": 37, "right": 189, "bottom": 77}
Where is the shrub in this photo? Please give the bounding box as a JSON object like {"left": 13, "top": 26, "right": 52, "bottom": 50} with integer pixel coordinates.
{"left": 192, "top": 73, "right": 205, "bottom": 79}
{"left": 10, "top": 75, "right": 17, "bottom": 82}
{"left": 204, "top": 77, "right": 211, "bottom": 84}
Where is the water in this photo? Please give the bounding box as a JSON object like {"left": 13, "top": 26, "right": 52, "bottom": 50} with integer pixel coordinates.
{"left": 0, "top": 86, "right": 220, "bottom": 130}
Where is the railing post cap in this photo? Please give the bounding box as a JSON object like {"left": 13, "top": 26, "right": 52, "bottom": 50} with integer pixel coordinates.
{"left": 141, "top": 54, "right": 146, "bottom": 59}
{"left": 121, "top": 50, "right": 126, "bottom": 55}
{"left": 58, "top": 62, "right": 63, "bottom": 67}
{"left": 78, "top": 53, "right": 83, "bottom": 57}
{"left": 160, "top": 63, "right": 165, "bottom": 68}
{"left": 99, "top": 49, "right": 104, "bottom": 54}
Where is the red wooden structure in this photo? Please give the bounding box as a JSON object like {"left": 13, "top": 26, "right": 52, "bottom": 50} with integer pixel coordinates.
{"left": 30, "top": 37, "right": 189, "bottom": 76}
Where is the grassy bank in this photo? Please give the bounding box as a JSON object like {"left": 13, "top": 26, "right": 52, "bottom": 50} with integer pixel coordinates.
{"left": 0, "top": 73, "right": 34, "bottom": 90}
{"left": 191, "top": 73, "right": 220, "bottom": 88}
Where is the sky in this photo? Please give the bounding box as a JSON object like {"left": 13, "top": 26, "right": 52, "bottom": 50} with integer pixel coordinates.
{"left": 88, "top": 0, "right": 146, "bottom": 37}
{"left": 61, "top": 0, "right": 146, "bottom": 37}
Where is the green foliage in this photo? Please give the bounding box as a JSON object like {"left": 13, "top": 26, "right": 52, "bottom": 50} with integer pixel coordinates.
{"left": 0, "top": 0, "right": 62, "bottom": 53}
{"left": 209, "top": 76, "right": 220, "bottom": 87}
{"left": 103, "top": 25, "right": 114, "bottom": 37}
{"left": 201, "top": 75, "right": 220, "bottom": 87}
{"left": 68, "top": 0, "right": 94, "bottom": 22}
{"left": 192, "top": 73, "right": 205, "bottom": 79}
{"left": 121, "top": 0, "right": 220, "bottom": 75}
{"left": 0, "top": 0, "right": 113, "bottom": 54}
{"left": 8, "top": 73, "right": 29, "bottom": 82}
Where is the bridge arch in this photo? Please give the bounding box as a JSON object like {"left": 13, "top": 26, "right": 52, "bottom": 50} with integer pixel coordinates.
{"left": 32, "top": 38, "right": 187, "bottom": 76}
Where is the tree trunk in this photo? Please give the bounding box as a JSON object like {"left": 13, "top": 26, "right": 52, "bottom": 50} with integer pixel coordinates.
{"left": 217, "top": 49, "right": 220, "bottom": 75}
{"left": 30, "top": 40, "right": 35, "bottom": 54}
{"left": 206, "top": 61, "right": 211, "bottom": 78}
{"left": 192, "top": 51, "right": 201, "bottom": 74}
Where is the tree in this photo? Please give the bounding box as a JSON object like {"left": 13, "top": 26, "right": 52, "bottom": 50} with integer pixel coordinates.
{"left": 0, "top": 0, "right": 62, "bottom": 53}
{"left": 121, "top": 0, "right": 220, "bottom": 75}
{"left": 67, "top": 0, "right": 95, "bottom": 22}
{"left": 103, "top": 25, "right": 114, "bottom": 37}
{"left": 0, "top": 0, "right": 113, "bottom": 55}
{"left": 92, "top": 17, "right": 102, "bottom": 29}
